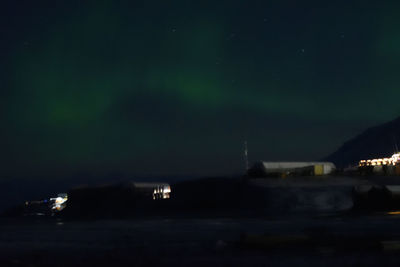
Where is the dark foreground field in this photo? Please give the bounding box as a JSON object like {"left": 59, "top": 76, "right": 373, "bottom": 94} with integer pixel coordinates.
{"left": 3, "top": 214, "right": 400, "bottom": 266}
{"left": 3, "top": 175, "right": 400, "bottom": 266}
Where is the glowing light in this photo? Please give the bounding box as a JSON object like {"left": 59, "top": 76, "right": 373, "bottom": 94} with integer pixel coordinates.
{"left": 359, "top": 153, "right": 400, "bottom": 167}
{"left": 50, "top": 193, "right": 68, "bottom": 211}
{"left": 152, "top": 185, "right": 171, "bottom": 200}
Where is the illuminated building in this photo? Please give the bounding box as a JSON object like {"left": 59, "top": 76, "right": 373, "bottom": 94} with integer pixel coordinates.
{"left": 359, "top": 153, "right": 400, "bottom": 167}
{"left": 132, "top": 183, "right": 171, "bottom": 200}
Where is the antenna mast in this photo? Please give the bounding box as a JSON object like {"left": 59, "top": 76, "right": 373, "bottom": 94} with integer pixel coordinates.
{"left": 394, "top": 135, "right": 399, "bottom": 153}
{"left": 244, "top": 140, "right": 249, "bottom": 172}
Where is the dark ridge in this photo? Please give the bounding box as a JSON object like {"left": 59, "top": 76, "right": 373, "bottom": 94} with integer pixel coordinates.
{"left": 324, "top": 117, "right": 400, "bottom": 168}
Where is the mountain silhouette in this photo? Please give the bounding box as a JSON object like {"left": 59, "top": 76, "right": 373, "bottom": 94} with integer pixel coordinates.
{"left": 325, "top": 117, "right": 400, "bottom": 168}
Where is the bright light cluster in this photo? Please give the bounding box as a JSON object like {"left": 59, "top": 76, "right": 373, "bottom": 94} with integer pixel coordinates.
{"left": 359, "top": 153, "right": 400, "bottom": 167}
{"left": 153, "top": 185, "right": 171, "bottom": 200}
{"left": 50, "top": 193, "right": 68, "bottom": 211}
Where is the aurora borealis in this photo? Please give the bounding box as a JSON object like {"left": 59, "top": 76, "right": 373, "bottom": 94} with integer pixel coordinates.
{"left": 1, "top": 0, "right": 400, "bottom": 177}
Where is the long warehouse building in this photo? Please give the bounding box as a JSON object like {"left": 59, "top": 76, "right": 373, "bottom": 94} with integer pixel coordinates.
{"left": 247, "top": 161, "right": 336, "bottom": 177}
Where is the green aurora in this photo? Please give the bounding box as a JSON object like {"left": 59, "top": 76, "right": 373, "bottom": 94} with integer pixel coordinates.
{"left": 1, "top": 0, "right": 400, "bottom": 176}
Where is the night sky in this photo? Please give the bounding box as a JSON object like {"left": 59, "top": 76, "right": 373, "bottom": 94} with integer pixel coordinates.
{"left": 1, "top": 0, "right": 400, "bottom": 178}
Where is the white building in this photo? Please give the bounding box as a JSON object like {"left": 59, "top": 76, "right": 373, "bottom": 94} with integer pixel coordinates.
{"left": 248, "top": 161, "right": 336, "bottom": 177}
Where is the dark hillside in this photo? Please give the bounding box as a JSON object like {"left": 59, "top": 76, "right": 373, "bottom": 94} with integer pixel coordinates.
{"left": 325, "top": 117, "right": 400, "bottom": 167}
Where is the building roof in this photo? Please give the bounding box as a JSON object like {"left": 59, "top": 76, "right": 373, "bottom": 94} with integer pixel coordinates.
{"left": 257, "top": 162, "right": 336, "bottom": 169}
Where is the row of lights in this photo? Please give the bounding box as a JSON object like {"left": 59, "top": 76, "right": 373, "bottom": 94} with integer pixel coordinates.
{"left": 359, "top": 153, "right": 400, "bottom": 167}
